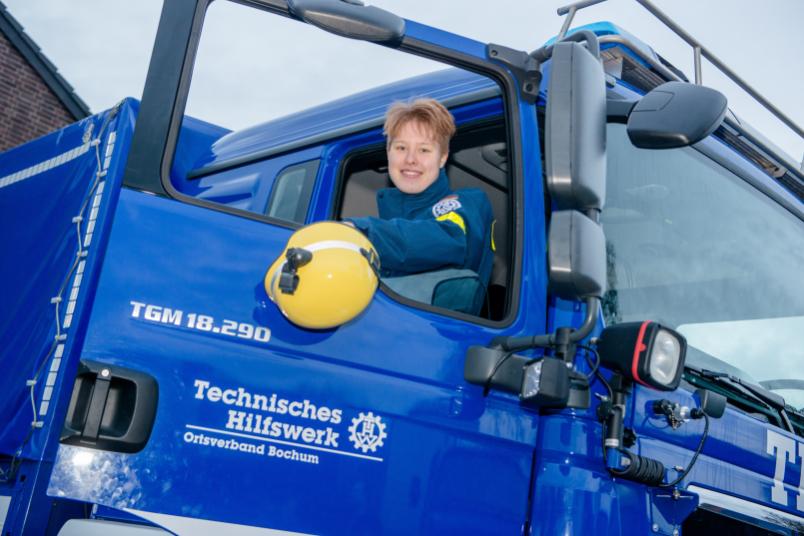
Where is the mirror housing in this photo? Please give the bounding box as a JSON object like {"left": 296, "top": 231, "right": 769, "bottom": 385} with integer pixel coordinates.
{"left": 693, "top": 388, "right": 726, "bottom": 419}
{"left": 627, "top": 81, "right": 727, "bottom": 149}
{"left": 548, "top": 210, "right": 606, "bottom": 300}
{"left": 464, "top": 346, "right": 589, "bottom": 409}
{"left": 545, "top": 41, "right": 607, "bottom": 212}
{"left": 544, "top": 35, "right": 607, "bottom": 303}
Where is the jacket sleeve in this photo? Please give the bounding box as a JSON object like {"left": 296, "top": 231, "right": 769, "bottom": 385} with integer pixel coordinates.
{"left": 347, "top": 216, "right": 467, "bottom": 274}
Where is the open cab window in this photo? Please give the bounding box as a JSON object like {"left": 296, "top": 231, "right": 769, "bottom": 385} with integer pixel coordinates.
{"left": 336, "top": 102, "right": 510, "bottom": 320}
{"left": 166, "top": 0, "right": 518, "bottom": 323}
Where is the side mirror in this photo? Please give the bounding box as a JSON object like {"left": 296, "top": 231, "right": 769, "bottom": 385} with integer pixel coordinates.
{"left": 547, "top": 210, "right": 606, "bottom": 299}
{"left": 627, "top": 81, "right": 727, "bottom": 149}
{"left": 545, "top": 40, "right": 607, "bottom": 212}
{"left": 694, "top": 388, "right": 726, "bottom": 419}
{"left": 544, "top": 36, "right": 607, "bottom": 302}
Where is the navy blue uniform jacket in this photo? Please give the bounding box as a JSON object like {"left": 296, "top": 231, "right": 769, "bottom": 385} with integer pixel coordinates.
{"left": 348, "top": 170, "right": 494, "bottom": 285}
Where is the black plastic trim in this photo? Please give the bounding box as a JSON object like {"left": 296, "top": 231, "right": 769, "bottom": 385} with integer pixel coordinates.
{"left": 123, "top": 0, "right": 302, "bottom": 229}
{"left": 464, "top": 345, "right": 528, "bottom": 393}
{"left": 122, "top": 0, "right": 211, "bottom": 196}
{"left": 486, "top": 43, "right": 541, "bottom": 104}
{"left": 123, "top": 0, "right": 293, "bottom": 196}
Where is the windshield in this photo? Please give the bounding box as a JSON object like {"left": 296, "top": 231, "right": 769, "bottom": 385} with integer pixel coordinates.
{"left": 602, "top": 124, "right": 804, "bottom": 409}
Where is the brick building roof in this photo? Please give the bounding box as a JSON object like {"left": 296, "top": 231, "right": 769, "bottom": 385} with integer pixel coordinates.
{"left": 0, "top": 1, "right": 91, "bottom": 151}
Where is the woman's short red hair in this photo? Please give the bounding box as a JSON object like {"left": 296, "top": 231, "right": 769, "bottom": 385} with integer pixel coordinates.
{"left": 383, "top": 98, "right": 456, "bottom": 154}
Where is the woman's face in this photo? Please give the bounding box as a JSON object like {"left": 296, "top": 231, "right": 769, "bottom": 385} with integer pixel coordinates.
{"left": 387, "top": 120, "right": 448, "bottom": 194}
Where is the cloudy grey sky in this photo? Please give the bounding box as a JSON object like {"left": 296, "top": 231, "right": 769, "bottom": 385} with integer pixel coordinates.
{"left": 5, "top": 0, "right": 803, "bottom": 161}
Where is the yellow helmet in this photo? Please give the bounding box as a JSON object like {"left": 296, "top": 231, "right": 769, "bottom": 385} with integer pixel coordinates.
{"left": 265, "top": 222, "right": 380, "bottom": 329}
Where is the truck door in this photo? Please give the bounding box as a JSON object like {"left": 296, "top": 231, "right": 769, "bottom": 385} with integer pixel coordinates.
{"left": 45, "top": 1, "right": 548, "bottom": 534}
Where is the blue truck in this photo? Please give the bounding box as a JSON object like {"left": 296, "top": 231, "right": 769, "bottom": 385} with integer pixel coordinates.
{"left": 1, "top": 0, "right": 803, "bottom": 534}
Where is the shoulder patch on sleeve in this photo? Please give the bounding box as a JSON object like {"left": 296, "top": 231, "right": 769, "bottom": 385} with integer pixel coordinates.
{"left": 432, "top": 195, "right": 462, "bottom": 217}
{"left": 436, "top": 211, "right": 466, "bottom": 233}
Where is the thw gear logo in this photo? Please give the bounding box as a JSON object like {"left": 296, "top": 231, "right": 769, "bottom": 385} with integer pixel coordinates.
{"left": 432, "top": 195, "right": 462, "bottom": 218}
{"left": 348, "top": 412, "right": 387, "bottom": 453}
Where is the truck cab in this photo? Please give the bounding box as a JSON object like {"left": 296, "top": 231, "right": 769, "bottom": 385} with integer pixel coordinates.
{"left": 1, "top": 0, "right": 803, "bottom": 534}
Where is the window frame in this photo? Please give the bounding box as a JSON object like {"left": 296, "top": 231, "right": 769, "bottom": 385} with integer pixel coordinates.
{"left": 121, "top": 0, "right": 530, "bottom": 329}
{"left": 330, "top": 110, "right": 515, "bottom": 326}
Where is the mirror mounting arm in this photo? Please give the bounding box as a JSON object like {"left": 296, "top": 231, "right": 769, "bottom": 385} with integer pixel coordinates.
{"left": 606, "top": 99, "right": 637, "bottom": 123}
{"left": 487, "top": 44, "right": 542, "bottom": 104}
{"left": 493, "top": 296, "right": 599, "bottom": 353}
{"left": 531, "top": 29, "right": 602, "bottom": 64}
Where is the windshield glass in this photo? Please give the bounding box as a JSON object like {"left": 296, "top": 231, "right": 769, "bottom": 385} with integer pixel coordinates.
{"left": 602, "top": 124, "right": 804, "bottom": 409}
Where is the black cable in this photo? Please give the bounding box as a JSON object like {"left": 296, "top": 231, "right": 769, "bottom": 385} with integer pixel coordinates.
{"left": 578, "top": 344, "right": 601, "bottom": 381}
{"left": 578, "top": 343, "right": 612, "bottom": 401}
{"left": 596, "top": 369, "right": 613, "bottom": 400}
{"left": 609, "top": 448, "right": 665, "bottom": 486}
{"left": 660, "top": 413, "right": 710, "bottom": 488}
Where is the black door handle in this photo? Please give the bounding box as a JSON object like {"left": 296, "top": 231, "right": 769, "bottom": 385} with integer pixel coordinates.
{"left": 61, "top": 360, "right": 158, "bottom": 453}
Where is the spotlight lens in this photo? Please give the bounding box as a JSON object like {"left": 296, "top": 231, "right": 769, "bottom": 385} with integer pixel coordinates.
{"left": 649, "top": 329, "right": 681, "bottom": 386}
{"left": 522, "top": 361, "right": 543, "bottom": 399}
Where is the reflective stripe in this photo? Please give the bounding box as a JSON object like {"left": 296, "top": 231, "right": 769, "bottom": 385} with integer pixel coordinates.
{"left": 0, "top": 142, "right": 91, "bottom": 189}
{"left": 268, "top": 240, "right": 377, "bottom": 298}
{"left": 304, "top": 239, "right": 364, "bottom": 254}
{"left": 490, "top": 219, "right": 497, "bottom": 252}
{"left": 39, "top": 130, "right": 116, "bottom": 416}
{"left": 436, "top": 211, "right": 466, "bottom": 233}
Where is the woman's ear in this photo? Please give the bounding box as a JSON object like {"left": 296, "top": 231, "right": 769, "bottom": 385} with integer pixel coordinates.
{"left": 439, "top": 151, "right": 449, "bottom": 169}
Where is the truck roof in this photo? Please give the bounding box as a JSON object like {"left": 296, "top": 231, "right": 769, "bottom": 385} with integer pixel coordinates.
{"left": 198, "top": 23, "right": 649, "bottom": 171}
{"left": 193, "top": 68, "right": 498, "bottom": 175}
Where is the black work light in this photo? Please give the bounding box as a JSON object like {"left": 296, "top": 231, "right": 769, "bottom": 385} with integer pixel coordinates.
{"left": 520, "top": 358, "right": 570, "bottom": 407}
{"left": 597, "top": 321, "right": 687, "bottom": 391}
